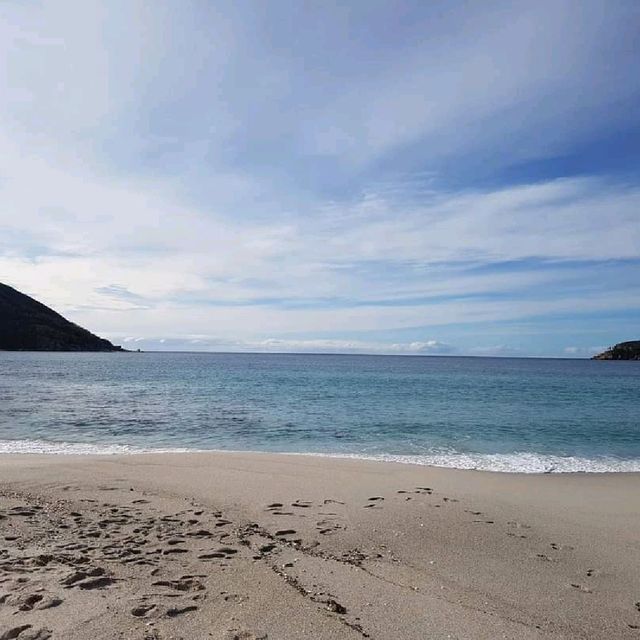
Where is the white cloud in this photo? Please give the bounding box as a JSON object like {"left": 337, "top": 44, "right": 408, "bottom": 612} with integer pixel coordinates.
{"left": 317, "top": 177, "right": 640, "bottom": 264}
{"left": 110, "top": 336, "right": 455, "bottom": 356}
{"left": 1, "top": 156, "right": 639, "bottom": 341}
{"left": 389, "top": 340, "right": 452, "bottom": 354}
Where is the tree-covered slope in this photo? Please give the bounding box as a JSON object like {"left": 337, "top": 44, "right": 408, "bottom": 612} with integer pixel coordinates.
{"left": 0, "top": 283, "right": 123, "bottom": 351}
{"left": 592, "top": 341, "right": 640, "bottom": 360}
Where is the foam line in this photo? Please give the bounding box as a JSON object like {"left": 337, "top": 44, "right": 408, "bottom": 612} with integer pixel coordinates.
{"left": 2, "top": 439, "right": 640, "bottom": 473}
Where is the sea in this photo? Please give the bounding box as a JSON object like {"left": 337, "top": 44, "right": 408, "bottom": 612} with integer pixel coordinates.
{"left": 1, "top": 351, "right": 639, "bottom": 473}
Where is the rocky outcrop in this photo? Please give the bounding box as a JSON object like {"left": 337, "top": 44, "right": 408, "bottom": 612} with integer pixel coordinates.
{"left": 592, "top": 341, "right": 640, "bottom": 360}
{"left": 0, "top": 283, "right": 124, "bottom": 351}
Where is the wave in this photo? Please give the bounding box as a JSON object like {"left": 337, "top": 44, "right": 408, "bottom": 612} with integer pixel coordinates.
{"left": 304, "top": 451, "right": 640, "bottom": 474}
{"left": 0, "top": 439, "right": 192, "bottom": 456}
{"left": 1, "top": 439, "right": 640, "bottom": 473}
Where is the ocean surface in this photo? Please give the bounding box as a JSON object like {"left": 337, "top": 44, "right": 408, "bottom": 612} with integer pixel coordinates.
{"left": 1, "top": 352, "right": 639, "bottom": 473}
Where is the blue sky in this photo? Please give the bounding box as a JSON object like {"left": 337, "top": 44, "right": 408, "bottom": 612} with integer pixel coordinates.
{"left": 1, "top": 0, "right": 639, "bottom": 356}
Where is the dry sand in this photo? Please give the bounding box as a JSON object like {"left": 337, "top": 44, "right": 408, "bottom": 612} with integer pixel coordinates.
{"left": 0, "top": 452, "right": 639, "bottom": 639}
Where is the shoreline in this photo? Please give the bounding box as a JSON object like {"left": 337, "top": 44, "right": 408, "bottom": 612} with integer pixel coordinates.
{"left": 2, "top": 440, "right": 640, "bottom": 474}
{"left": 1, "top": 451, "right": 640, "bottom": 639}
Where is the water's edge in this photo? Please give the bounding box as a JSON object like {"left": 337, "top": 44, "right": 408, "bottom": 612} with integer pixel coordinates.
{"left": 2, "top": 439, "right": 640, "bottom": 474}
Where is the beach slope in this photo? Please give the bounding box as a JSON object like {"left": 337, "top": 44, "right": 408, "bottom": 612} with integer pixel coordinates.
{"left": 1, "top": 452, "right": 639, "bottom": 639}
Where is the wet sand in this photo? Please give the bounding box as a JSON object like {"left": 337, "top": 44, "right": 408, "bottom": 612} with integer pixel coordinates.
{"left": 0, "top": 452, "right": 639, "bottom": 639}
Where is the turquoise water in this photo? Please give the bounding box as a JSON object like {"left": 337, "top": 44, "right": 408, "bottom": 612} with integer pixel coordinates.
{"left": 1, "top": 352, "right": 639, "bottom": 472}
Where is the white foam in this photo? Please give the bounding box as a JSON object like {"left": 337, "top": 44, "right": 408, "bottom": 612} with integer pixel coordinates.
{"left": 302, "top": 451, "right": 640, "bottom": 473}
{"left": 1, "top": 439, "right": 640, "bottom": 473}
{"left": 0, "top": 439, "right": 192, "bottom": 456}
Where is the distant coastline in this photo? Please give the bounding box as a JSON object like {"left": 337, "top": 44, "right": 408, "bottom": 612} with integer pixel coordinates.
{"left": 592, "top": 341, "right": 640, "bottom": 360}
{"left": 0, "top": 283, "right": 123, "bottom": 352}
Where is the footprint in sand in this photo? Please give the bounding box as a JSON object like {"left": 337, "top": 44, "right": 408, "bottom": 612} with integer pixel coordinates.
{"left": 131, "top": 603, "right": 157, "bottom": 617}
{"left": 16, "top": 594, "right": 43, "bottom": 611}
{"left": 2, "top": 591, "right": 62, "bottom": 613}
{"left": 162, "top": 548, "right": 188, "bottom": 555}
{"left": 78, "top": 576, "right": 115, "bottom": 590}
{"left": 165, "top": 604, "right": 198, "bottom": 617}
{"left": 222, "top": 593, "right": 245, "bottom": 604}
{"left": 364, "top": 497, "right": 384, "bottom": 509}
{"left": 0, "top": 626, "right": 52, "bottom": 640}
{"left": 186, "top": 528, "right": 214, "bottom": 538}
{"left": 152, "top": 577, "right": 205, "bottom": 592}
{"left": 7, "top": 508, "right": 36, "bottom": 518}
{"left": 199, "top": 547, "right": 238, "bottom": 560}
{"left": 325, "top": 599, "right": 348, "bottom": 614}
{"left": 24, "top": 629, "right": 52, "bottom": 640}
{"left": 316, "top": 519, "right": 345, "bottom": 535}
{"left": 224, "top": 630, "right": 268, "bottom": 639}
{"left": 61, "top": 567, "right": 109, "bottom": 588}
{"left": 536, "top": 553, "right": 555, "bottom": 562}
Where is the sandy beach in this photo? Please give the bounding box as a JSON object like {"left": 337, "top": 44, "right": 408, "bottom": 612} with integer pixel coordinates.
{"left": 0, "top": 452, "right": 639, "bottom": 639}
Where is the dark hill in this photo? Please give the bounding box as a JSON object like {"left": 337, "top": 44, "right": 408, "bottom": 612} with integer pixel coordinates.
{"left": 0, "top": 283, "right": 123, "bottom": 351}
{"left": 592, "top": 341, "right": 640, "bottom": 361}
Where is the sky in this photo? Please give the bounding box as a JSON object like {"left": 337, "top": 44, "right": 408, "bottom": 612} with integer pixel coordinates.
{"left": 1, "top": 0, "right": 639, "bottom": 357}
